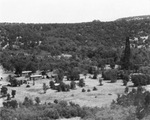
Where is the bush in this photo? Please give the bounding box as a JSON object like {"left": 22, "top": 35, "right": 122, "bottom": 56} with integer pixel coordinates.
{"left": 92, "top": 71, "right": 98, "bottom": 79}
{"left": 54, "top": 69, "right": 64, "bottom": 83}
{"left": 95, "top": 105, "right": 136, "bottom": 120}
{"left": 82, "top": 88, "right": 86, "bottom": 92}
{"left": 26, "top": 84, "right": 30, "bottom": 88}
{"left": 54, "top": 99, "right": 58, "bottom": 104}
{"left": 8, "top": 76, "right": 19, "bottom": 87}
{"left": 93, "top": 87, "right": 98, "bottom": 91}
{"left": 59, "top": 82, "right": 70, "bottom": 92}
{"left": 87, "top": 89, "right": 91, "bottom": 92}
{"left": 124, "top": 87, "right": 129, "bottom": 93}
{"left": 139, "top": 66, "right": 150, "bottom": 74}
{"left": 131, "top": 74, "right": 150, "bottom": 86}
{"left": 112, "top": 86, "right": 150, "bottom": 119}
{"left": 103, "top": 69, "right": 118, "bottom": 83}
{"left": 88, "top": 66, "right": 97, "bottom": 74}
{"left": 11, "top": 90, "right": 16, "bottom": 98}
{"left": 22, "top": 97, "right": 34, "bottom": 107}
{"left": 35, "top": 97, "right": 41, "bottom": 105}
{"left": 58, "top": 100, "right": 68, "bottom": 107}
{"left": 117, "top": 70, "right": 124, "bottom": 79}
{"left": 43, "top": 83, "right": 47, "bottom": 93}
{"left": 49, "top": 80, "right": 55, "bottom": 89}
{"left": 99, "top": 78, "right": 103, "bottom": 86}
{"left": 67, "top": 67, "right": 80, "bottom": 81}
{"left": 62, "top": 106, "right": 78, "bottom": 118}
{"left": 44, "top": 108, "right": 59, "bottom": 119}
{"left": 70, "top": 81, "right": 76, "bottom": 89}
{"left": 1, "top": 86, "right": 8, "bottom": 96}
{"left": 1, "top": 96, "right": 145, "bottom": 120}
{"left": 78, "top": 79, "right": 85, "bottom": 87}
{"left": 122, "top": 73, "right": 130, "bottom": 86}
{"left": 7, "top": 93, "right": 11, "bottom": 100}
{"left": 110, "top": 62, "right": 115, "bottom": 69}
{"left": 3, "top": 100, "right": 18, "bottom": 108}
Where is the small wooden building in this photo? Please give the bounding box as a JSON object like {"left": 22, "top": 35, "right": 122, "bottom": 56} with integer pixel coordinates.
{"left": 22, "top": 71, "right": 32, "bottom": 77}
{"left": 30, "top": 75, "right": 42, "bottom": 80}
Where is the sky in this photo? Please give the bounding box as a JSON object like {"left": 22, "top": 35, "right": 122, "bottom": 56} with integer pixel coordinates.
{"left": 0, "top": 0, "right": 150, "bottom": 23}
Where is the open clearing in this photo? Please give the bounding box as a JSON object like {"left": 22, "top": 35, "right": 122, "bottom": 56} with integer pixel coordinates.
{"left": 0, "top": 73, "right": 134, "bottom": 108}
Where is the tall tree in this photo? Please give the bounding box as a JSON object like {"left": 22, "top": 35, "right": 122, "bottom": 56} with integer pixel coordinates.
{"left": 121, "top": 37, "right": 131, "bottom": 70}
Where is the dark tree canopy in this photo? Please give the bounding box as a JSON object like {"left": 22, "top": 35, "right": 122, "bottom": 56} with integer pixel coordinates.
{"left": 121, "top": 37, "right": 131, "bottom": 70}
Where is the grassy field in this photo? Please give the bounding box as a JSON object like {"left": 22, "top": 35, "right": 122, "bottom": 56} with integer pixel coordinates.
{"left": 0, "top": 74, "right": 134, "bottom": 108}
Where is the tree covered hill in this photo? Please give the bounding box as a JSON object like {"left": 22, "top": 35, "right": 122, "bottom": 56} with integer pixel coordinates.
{"left": 0, "top": 15, "right": 150, "bottom": 55}
{"left": 116, "top": 15, "right": 150, "bottom": 21}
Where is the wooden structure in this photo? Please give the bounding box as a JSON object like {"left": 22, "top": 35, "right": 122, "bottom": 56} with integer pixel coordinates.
{"left": 30, "top": 75, "right": 42, "bottom": 80}
{"left": 22, "top": 71, "right": 32, "bottom": 77}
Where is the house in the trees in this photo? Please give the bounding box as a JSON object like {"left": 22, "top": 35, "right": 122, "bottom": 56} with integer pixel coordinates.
{"left": 22, "top": 71, "right": 32, "bottom": 77}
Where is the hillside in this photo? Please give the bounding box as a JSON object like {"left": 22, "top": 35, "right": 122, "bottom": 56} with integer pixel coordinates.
{"left": 0, "top": 15, "right": 150, "bottom": 56}
{"left": 1, "top": 16, "right": 150, "bottom": 120}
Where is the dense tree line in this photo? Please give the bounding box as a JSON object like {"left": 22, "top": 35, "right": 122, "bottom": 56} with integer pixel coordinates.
{"left": 0, "top": 17, "right": 150, "bottom": 74}
{"left": 0, "top": 18, "right": 150, "bottom": 73}
{"left": 0, "top": 18, "right": 150, "bottom": 54}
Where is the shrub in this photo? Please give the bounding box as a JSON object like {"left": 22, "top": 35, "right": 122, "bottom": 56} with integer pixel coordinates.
{"left": 49, "top": 80, "right": 55, "bottom": 89}
{"left": 69, "top": 102, "right": 79, "bottom": 107}
{"left": 110, "top": 62, "right": 115, "bottom": 69}
{"left": 7, "top": 93, "right": 11, "bottom": 100}
{"left": 64, "top": 106, "right": 78, "bottom": 118}
{"left": 8, "top": 76, "right": 19, "bottom": 87}
{"left": 82, "top": 88, "right": 86, "bottom": 92}
{"left": 124, "top": 87, "right": 129, "bottom": 93}
{"left": 59, "top": 82, "right": 70, "bottom": 92}
{"left": 59, "top": 82, "right": 66, "bottom": 91}
{"left": 99, "top": 78, "right": 103, "bottom": 86}
{"left": 44, "top": 108, "right": 59, "bottom": 119}
{"left": 22, "top": 97, "right": 34, "bottom": 107}
{"left": 3, "top": 100, "right": 18, "bottom": 108}
{"left": 57, "top": 85, "right": 61, "bottom": 92}
{"left": 35, "top": 97, "right": 41, "bottom": 105}
{"left": 54, "top": 99, "right": 58, "bottom": 104}
{"left": 65, "top": 84, "right": 70, "bottom": 91}
{"left": 103, "top": 69, "right": 118, "bottom": 83}
{"left": 93, "top": 87, "right": 98, "bottom": 91}
{"left": 54, "top": 69, "right": 64, "bottom": 83}
{"left": 87, "top": 89, "right": 91, "bottom": 92}
{"left": 117, "top": 70, "right": 124, "bottom": 79}
{"left": 11, "top": 90, "right": 16, "bottom": 98}
{"left": 67, "top": 67, "right": 80, "bottom": 81}
{"left": 88, "top": 66, "right": 97, "bottom": 74}
{"left": 92, "top": 71, "right": 98, "bottom": 79}
{"left": 139, "top": 66, "right": 150, "bottom": 74}
{"left": 95, "top": 105, "right": 136, "bottom": 120}
{"left": 78, "top": 79, "right": 85, "bottom": 87}
{"left": 0, "top": 97, "right": 143, "bottom": 120}
{"left": 58, "top": 100, "right": 68, "bottom": 107}
{"left": 122, "top": 73, "right": 130, "bottom": 86}
{"left": 145, "top": 93, "right": 150, "bottom": 106}
{"left": 1, "top": 86, "right": 8, "bottom": 96}
{"left": 131, "top": 74, "right": 150, "bottom": 86}
{"left": 43, "top": 83, "right": 47, "bottom": 93}
{"left": 26, "top": 84, "right": 30, "bottom": 88}
{"left": 70, "top": 81, "right": 76, "bottom": 89}
{"left": 112, "top": 86, "right": 150, "bottom": 119}
{"left": 114, "top": 86, "right": 147, "bottom": 107}
{"left": 59, "top": 107, "right": 72, "bottom": 118}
